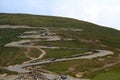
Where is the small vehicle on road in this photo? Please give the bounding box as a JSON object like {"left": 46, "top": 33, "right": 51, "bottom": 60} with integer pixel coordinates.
{"left": 50, "top": 58, "right": 56, "bottom": 61}
{"left": 47, "top": 45, "right": 52, "bottom": 47}
{"left": 61, "top": 75, "right": 67, "bottom": 79}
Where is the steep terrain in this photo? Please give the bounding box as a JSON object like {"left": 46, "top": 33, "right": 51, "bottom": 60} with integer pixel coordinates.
{"left": 0, "top": 13, "right": 120, "bottom": 80}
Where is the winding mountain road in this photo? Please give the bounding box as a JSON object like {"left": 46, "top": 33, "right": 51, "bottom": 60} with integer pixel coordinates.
{"left": 3, "top": 26, "right": 115, "bottom": 80}
{"left": 6, "top": 50, "right": 114, "bottom": 73}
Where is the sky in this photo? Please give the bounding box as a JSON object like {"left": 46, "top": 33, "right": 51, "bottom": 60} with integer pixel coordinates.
{"left": 0, "top": 0, "right": 120, "bottom": 30}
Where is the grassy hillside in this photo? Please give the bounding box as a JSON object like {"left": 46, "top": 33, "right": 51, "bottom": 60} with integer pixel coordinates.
{"left": 0, "top": 13, "right": 120, "bottom": 49}
{"left": 0, "top": 13, "right": 120, "bottom": 79}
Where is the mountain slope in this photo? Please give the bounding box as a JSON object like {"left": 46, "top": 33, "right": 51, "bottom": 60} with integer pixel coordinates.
{"left": 0, "top": 13, "right": 120, "bottom": 80}
{"left": 0, "top": 13, "right": 120, "bottom": 49}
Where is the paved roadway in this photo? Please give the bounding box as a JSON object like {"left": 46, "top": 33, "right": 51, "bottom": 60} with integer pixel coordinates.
{"left": 5, "top": 50, "right": 114, "bottom": 73}
{"left": 2, "top": 26, "right": 114, "bottom": 80}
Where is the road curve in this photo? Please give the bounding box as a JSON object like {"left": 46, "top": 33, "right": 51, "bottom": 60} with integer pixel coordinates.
{"left": 3, "top": 27, "right": 114, "bottom": 80}
{"left": 5, "top": 50, "right": 114, "bottom": 73}
{"left": 24, "top": 46, "right": 46, "bottom": 60}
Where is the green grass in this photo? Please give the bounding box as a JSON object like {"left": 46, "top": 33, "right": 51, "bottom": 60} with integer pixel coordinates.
{"left": 0, "top": 28, "right": 29, "bottom": 73}
{"left": 0, "top": 47, "right": 28, "bottom": 66}
{"left": 42, "top": 55, "right": 120, "bottom": 78}
{"left": 0, "top": 28, "right": 39, "bottom": 66}
{"left": 0, "top": 13, "right": 120, "bottom": 78}
{"left": 88, "top": 61, "right": 120, "bottom": 80}
{"left": 0, "top": 13, "right": 120, "bottom": 50}
{"left": 28, "top": 48, "right": 41, "bottom": 58}
{"left": 0, "top": 28, "right": 38, "bottom": 46}
{"left": 42, "top": 59, "right": 104, "bottom": 76}
{"left": 0, "top": 28, "right": 22, "bottom": 46}
{"left": 43, "top": 49, "right": 88, "bottom": 59}
{"left": 92, "top": 72, "right": 120, "bottom": 80}
{"left": 37, "top": 40, "right": 92, "bottom": 48}
{"left": 0, "top": 28, "right": 42, "bottom": 66}
{"left": 43, "top": 59, "right": 86, "bottom": 74}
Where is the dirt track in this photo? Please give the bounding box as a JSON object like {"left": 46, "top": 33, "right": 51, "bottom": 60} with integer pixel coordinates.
{"left": 3, "top": 25, "right": 115, "bottom": 80}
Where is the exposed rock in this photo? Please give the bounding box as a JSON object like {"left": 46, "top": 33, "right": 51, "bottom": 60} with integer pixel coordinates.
{"left": 98, "top": 58, "right": 105, "bottom": 61}
{"left": 75, "top": 72, "right": 84, "bottom": 78}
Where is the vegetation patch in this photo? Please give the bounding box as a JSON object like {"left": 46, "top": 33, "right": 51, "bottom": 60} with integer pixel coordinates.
{"left": 92, "top": 72, "right": 120, "bottom": 80}
{"left": 0, "top": 13, "right": 120, "bottom": 79}
{"left": 0, "top": 47, "right": 28, "bottom": 66}
{"left": 42, "top": 59, "right": 105, "bottom": 76}
{"left": 43, "top": 49, "right": 88, "bottom": 59}
{"left": 28, "top": 48, "right": 41, "bottom": 58}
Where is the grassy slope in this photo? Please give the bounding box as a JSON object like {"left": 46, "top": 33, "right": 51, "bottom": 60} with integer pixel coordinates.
{"left": 43, "top": 49, "right": 88, "bottom": 59}
{"left": 0, "top": 13, "right": 120, "bottom": 79}
{"left": 28, "top": 48, "right": 42, "bottom": 58}
{"left": 91, "top": 63, "right": 120, "bottom": 80}
{"left": 0, "top": 13, "right": 120, "bottom": 49}
{"left": 42, "top": 55, "right": 120, "bottom": 77}
{"left": 0, "top": 28, "right": 35, "bottom": 66}
{"left": 92, "top": 72, "right": 120, "bottom": 80}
